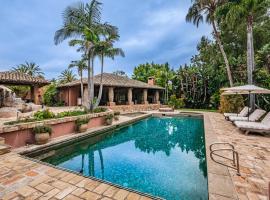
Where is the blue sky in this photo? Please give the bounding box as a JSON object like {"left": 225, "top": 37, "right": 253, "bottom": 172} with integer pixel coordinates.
{"left": 0, "top": 0, "right": 212, "bottom": 79}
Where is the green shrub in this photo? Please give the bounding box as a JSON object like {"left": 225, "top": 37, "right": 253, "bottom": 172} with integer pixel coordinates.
{"left": 75, "top": 118, "right": 90, "bottom": 130}
{"left": 33, "top": 126, "right": 52, "bottom": 135}
{"left": 56, "top": 110, "right": 87, "bottom": 118}
{"left": 114, "top": 111, "right": 120, "bottom": 115}
{"left": 168, "top": 95, "right": 185, "bottom": 109}
{"left": 93, "top": 107, "right": 107, "bottom": 113}
{"left": 34, "top": 109, "right": 55, "bottom": 120}
{"left": 43, "top": 84, "right": 58, "bottom": 106}
{"left": 105, "top": 114, "right": 114, "bottom": 120}
{"left": 219, "top": 94, "right": 245, "bottom": 113}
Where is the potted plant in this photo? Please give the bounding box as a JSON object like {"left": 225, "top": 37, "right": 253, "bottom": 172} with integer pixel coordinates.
{"left": 33, "top": 125, "right": 52, "bottom": 145}
{"left": 75, "top": 117, "right": 90, "bottom": 133}
{"left": 105, "top": 114, "right": 114, "bottom": 125}
{"left": 114, "top": 111, "right": 120, "bottom": 121}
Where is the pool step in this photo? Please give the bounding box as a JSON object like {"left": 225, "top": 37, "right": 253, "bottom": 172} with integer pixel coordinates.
{"left": 0, "top": 144, "right": 11, "bottom": 155}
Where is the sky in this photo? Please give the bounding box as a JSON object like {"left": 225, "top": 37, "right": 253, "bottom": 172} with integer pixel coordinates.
{"left": 0, "top": 0, "right": 212, "bottom": 79}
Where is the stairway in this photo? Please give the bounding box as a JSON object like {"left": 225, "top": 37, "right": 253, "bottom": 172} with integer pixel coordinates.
{"left": 0, "top": 137, "right": 11, "bottom": 155}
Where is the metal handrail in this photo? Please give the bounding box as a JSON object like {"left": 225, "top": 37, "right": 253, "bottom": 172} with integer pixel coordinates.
{"left": 210, "top": 143, "right": 240, "bottom": 176}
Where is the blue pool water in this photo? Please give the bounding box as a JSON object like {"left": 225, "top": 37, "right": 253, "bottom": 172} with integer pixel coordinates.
{"left": 43, "top": 117, "right": 208, "bottom": 200}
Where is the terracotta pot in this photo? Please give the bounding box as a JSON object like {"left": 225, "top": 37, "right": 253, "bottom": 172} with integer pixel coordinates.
{"left": 114, "top": 115, "right": 119, "bottom": 121}
{"left": 35, "top": 132, "right": 50, "bottom": 145}
{"left": 106, "top": 118, "right": 113, "bottom": 125}
{"left": 78, "top": 124, "right": 88, "bottom": 133}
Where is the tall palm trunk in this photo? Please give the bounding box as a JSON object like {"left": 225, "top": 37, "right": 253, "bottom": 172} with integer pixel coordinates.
{"left": 212, "top": 21, "right": 234, "bottom": 87}
{"left": 247, "top": 15, "right": 255, "bottom": 109}
{"left": 94, "top": 54, "right": 104, "bottom": 108}
{"left": 87, "top": 57, "right": 92, "bottom": 110}
{"left": 80, "top": 70, "right": 84, "bottom": 106}
{"left": 89, "top": 56, "right": 95, "bottom": 112}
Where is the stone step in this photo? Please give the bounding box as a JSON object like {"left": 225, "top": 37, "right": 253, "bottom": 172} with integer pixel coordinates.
{"left": 0, "top": 144, "right": 11, "bottom": 155}
{"left": 0, "top": 137, "right": 5, "bottom": 145}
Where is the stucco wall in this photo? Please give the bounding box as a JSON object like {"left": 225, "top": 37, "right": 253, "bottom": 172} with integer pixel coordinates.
{"left": 0, "top": 112, "right": 111, "bottom": 148}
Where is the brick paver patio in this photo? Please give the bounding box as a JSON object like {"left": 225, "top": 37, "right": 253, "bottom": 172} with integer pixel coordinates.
{"left": 0, "top": 112, "right": 269, "bottom": 200}
{"left": 207, "top": 112, "right": 270, "bottom": 200}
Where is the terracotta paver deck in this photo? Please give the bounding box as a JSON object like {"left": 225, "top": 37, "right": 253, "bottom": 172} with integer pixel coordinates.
{"left": 0, "top": 112, "right": 269, "bottom": 199}
{"left": 0, "top": 153, "right": 154, "bottom": 200}
{"left": 206, "top": 112, "right": 270, "bottom": 200}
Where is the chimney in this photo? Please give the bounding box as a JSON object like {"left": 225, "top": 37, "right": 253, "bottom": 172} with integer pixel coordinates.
{"left": 148, "top": 77, "right": 155, "bottom": 85}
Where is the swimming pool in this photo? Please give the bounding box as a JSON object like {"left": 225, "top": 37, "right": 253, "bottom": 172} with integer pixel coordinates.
{"left": 41, "top": 116, "right": 208, "bottom": 200}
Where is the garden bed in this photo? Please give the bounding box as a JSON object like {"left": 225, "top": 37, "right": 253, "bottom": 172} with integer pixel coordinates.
{"left": 0, "top": 109, "right": 113, "bottom": 148}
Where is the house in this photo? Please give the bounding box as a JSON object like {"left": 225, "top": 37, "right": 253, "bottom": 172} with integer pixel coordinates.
{"left": 58, "top": 73, "right": 164, "bottom": 107}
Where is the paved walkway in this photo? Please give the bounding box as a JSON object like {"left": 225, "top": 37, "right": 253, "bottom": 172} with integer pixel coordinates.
{"left": 207, "top": 112, "right": 270, "bottom": 200}
{"left": 0, "top": 112, "right": 269, "bottom": 200}
{"left": 0, "top": 153, "right": 152, "bottom": 200}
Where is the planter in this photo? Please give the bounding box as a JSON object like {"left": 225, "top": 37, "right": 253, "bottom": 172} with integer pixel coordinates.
{"left": 35, "top": 132, "right": 50, "bottom": 145}
{"left": 106, "top": 118, "right": 113, "bottom": 125}
{"left": 114, "top": 115, "right": 120, "bottom": 121}
{"left": 78, "top": 124, "right": 88, "bottom": 133}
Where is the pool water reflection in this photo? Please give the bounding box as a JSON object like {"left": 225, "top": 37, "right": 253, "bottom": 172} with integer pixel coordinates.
{"left": 43, "top": 116, "right": 208, "bottom": 200}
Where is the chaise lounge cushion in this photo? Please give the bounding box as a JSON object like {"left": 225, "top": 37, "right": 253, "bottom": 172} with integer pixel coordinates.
{"left": 234, "top": 112, "right": 270, "bottom": 133}
{"left": 229, "top": 109, "right": 266, "bottom": 122}
{"left": 234, "top": 121, "right": 270, "bottom": 130}
{"left": 224, "top": 106, "right": 249, "bottom": 118}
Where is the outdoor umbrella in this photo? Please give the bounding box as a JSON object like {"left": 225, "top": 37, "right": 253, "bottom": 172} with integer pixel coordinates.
{"left": 221, "top": 84, "right": 270, "bottom": 120}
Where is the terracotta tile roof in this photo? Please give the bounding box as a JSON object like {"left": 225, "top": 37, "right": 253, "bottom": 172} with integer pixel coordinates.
{"left": 0, "top": 71, "right": 49, "bottom": 85}
{"left": 58, "top": 73, "right": 164, "bottom": 90}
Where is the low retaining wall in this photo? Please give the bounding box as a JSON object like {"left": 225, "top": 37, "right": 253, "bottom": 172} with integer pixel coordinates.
{"left": 108, "top": 104, "right": 161, "bottom": 112}
{"left": 0, "top": 111, "right": 111, "bottom": 148}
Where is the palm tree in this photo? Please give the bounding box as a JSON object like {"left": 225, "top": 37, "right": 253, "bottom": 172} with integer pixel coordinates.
{"left": 69, "top": 59, "right": 87, "bottom": 105}
{"left": 93, "top": 30, "right": 125, "bottom": 108}
{"left": 216, "top": 0, "right": 268, "bottom": 107}
{"left": 58, "top": 69, "right": 77, "bottom": 84}
{"left": 54, "top": 1, "right": 119, "bottom": 111}
{"left": 54, "top": 0, "right": 102, "bottom": 111}
{"left": 12, "top": 61, "right": 44, "bottom": 77}
{"left": 186, "top": 0, "right": 234, "bottom": 87}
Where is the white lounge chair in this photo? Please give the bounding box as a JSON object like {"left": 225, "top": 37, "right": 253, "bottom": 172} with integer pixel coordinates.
{"left": 235, "top": 112, "right": 270, "bottom": 135}
{"left": 224, "top": 106, "right": 249, "bottom": 119}
{"left": 229, "top": 109, "right": 266, "bottom": 122}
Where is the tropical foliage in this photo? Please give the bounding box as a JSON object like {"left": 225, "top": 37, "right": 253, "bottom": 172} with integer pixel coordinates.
{"left": 58, "top": 69, "right": 77, "bottom": 84}
{"left": 12, "top": 61, "right": 44, "bottom": 77}
{"left": 54, "top": 0, "right": 124, "bottom": 111}
{"left": 132, "top": 0, "right": 270, "bottom": 111}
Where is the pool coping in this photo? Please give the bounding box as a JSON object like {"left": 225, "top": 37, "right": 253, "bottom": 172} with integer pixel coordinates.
{"left": 14, "top": 111, "right": 238, "bottom": 200}
{"left": 17, "top": 113, "right": 164, "bottom": 200}
{"left": 203, "top": 113, "right": 238, "bottom": 200}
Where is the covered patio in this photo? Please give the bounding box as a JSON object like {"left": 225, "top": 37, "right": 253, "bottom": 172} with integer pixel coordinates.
{"left": 0, "top": 71, "right": 49, "bottom": 105}
{"left": 58, "top": 73, "right": 164, "bottom": 108}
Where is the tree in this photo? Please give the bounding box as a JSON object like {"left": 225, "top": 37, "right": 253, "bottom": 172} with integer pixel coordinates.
{"left": 12, "top": 61, "right": 44, "bottom": 77}
{"left": 113, "top": 70, "right": 128, "bottom": 77}
{"left": 54, "top": 0, "right": 102, "bottom": 111}
{"left": 93, "top": 30, "right": 125, "bottom": 107}
{"left": 58, "top": 69, "right": 77, "bottom": 84}
{"left": 216, "top": 0, "right": 269, "bottom": 108}
{"left": 54, "top": 0, "right": 120, "bottom": 111}
{"left": 69, "top": 59, "right": 87, "bottom": 105}
{"left": 186, "top": 0, "right": 234, "bottom": 87}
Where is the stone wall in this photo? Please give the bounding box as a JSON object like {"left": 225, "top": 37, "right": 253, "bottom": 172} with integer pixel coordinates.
{"left": 108, "top": 104, "right": 161, "bottom": 113}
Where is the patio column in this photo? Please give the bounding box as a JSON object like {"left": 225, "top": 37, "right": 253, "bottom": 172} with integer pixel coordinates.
{"left": 155, "top": 90, "right": 160, "bottom": 104}
{"left": 30, "top": 86, "right": 40, "bottom": 104}
{"left": 127, "top": 88, "right": 134, "bottom": 105}
{"left": 143, "top": 89, "right": 148, "bottom": 104}
{"left": 108, "top": 87, "right": 115, "bottom": 106}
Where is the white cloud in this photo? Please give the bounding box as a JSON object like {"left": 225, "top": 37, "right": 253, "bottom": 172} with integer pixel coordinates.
{"left": 120, "top": 6, "right": 188, "bottom": 50}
